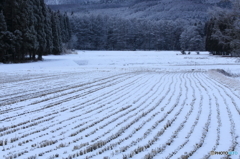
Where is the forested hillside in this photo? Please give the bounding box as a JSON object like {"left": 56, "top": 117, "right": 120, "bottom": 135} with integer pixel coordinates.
{"left": 51, "top": 0, "right": 214, "bottom": 51}
{"left": 44, "top": 0, "right": 240, "bottom": 54}
{"left": 70, "top": 15, "right": 205, "bottom": 50}
{"left": 0, "top": 0, "right": 71, "bottom": 63}
{"left": 46, "top": 0, "right": 231, "bottom": 21}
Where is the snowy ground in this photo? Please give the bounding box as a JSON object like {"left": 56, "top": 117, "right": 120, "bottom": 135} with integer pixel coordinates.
{"left": 1, "top": 51, "right": 240, "bottom": 159}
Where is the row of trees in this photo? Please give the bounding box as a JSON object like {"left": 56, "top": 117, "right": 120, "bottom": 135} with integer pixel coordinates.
{"left": 205, "top": 1, "right": 240, "bottom": 56}
{"left": 70, "top": 2, "right": 238, "bottom": 55}
{"left": 71, "top": 15, "right": 205, "bottom": 51}
{"left": 0, "top": 0, "right": 71, "bottom": 63}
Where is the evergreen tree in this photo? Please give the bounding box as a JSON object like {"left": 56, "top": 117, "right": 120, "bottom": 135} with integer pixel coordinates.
{"left": 51, "top": 12, "right": 62, "bottom": 54}
{"left": 64, "top": 13, "right": 71, "bottom": 43}
{"left": 3, "top": 0, "right": 15, "bottom": 33}
{"left": 0, "top": 1, "right": 5, "bottom": 11}
{"left": 57, "top": 11, "right": 63, "bottom": 50}
{"left": 0, "top": 11, "right": 7, "bottom": 62}
{"left": 23, "top": 26, "right": 38, "bottom": 60}
{"left": 0, "top": 28, "right": 16, "bottom": 62}
{"left": 2, "top": 0, "right": 18, "bottom": 62}
{"left": 0, "top": 11, "right": 7, "bottom": 32}
{"left": 44, "top": 7, "right": 54, "bottom": 55}
{"left": 34, "top": 0, "right": 47, "bottom": 60}
{"left": 13, "top": 30, "right": 23, "bottom": 61}
{"left": 21, "top": 0, "right": 39, "bottom": 60}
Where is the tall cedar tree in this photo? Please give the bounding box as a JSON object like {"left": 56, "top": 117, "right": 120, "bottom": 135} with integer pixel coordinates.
{"left": 51, "top": 11, "right": 62, "bottom": 55}
{"left": 0, "top": 11, "right": 7, "bottom": 62}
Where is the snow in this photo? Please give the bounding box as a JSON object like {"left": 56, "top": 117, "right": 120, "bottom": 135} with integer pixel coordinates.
{"left": 1, "top": 51, "right": 240, "bottom": 72}
{"left": 1, "top": 51, "right": 240, "bottom": 159}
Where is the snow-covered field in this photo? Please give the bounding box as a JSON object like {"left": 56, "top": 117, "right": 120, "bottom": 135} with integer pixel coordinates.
{"left": 1, "top": 51, "right": 240, "bottom": 159}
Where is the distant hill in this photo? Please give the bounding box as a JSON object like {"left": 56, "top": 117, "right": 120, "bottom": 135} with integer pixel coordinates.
{"left": 45, "top": 0, "right": 231, "bottom": 21}
{"left": 45, "top": 0, "right": 228, "bottom": 5}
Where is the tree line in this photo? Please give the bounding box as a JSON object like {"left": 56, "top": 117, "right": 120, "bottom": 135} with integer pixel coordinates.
{"left": 205, "top": 1, "right": 240, "bottom": 56}
{"left": 71, "top": 15, "right": 205, "bottom": 51}
{"left": 0, "top": 0, "right": 71, "bottom": 63}
{"left": 69, "top": 0, "right": 239, "bottom": 55}
{"left": 70, "top": 1, "right": 239, "bottom": 56}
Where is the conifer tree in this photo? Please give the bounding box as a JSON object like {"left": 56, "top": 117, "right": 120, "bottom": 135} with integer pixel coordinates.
{"left": 35, "top": 0, "right": 47, "bottom": 60}
{"left": 0, "top": 11, "right": 7, "bottom": 62}
{"left": 44, "top": 7, "right": 54, "bottom": 55}
{"left": 21, "top": 0, "right": 39, "bottom": 60}
{"left": 65, "top": 13, "right": 71, "bottom": 43}
{"left": 0, "top": 22, "right": 16, "bottom": 62}
{"left": 51, "top": 12, "right": 62, "bottom": 54}
{"left": 0, "top": 11, "right": 7, "bottom": 32}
